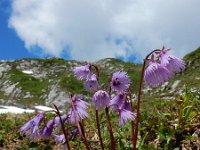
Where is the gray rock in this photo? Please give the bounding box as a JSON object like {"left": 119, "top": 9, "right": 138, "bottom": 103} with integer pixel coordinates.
{"left": 46, "top": 83, "right": 70, "bottom": 109}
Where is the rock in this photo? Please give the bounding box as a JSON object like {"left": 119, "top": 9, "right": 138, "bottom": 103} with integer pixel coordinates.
{"left": 1, "top": 81, "right": 19, "bottom": 96}
{"left": 0, "top": 63, "right": 11, "bottom": 78}
{"left": 46, "top": 83, "right": 70, "bottom": 109}
{"left": 24, "top": 92, "right": 33, "bottom": 98}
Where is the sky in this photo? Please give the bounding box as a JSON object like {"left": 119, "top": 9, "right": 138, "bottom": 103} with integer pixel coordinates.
{"left": 0, "top": 0, "right": 200, "bottom": 62}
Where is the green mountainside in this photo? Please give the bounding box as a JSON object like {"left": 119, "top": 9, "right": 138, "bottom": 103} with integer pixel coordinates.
{"left": 0, "top": 58, "right": 141, "bottom": 107}
{"left": 0, "top": 48, "right": 199, "bottom": 108}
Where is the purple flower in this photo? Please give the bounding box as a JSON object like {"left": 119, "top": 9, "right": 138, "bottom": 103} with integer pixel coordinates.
{"left": 92, "top": 90, "right": 110, "bottom": 110}
{"left": 72, "top": 64, "right": 91, "bottom": 80}
{"left": 109, "top": 94, "right": 135, "bottom": 126}
{"left": 144, "top": 59, "right": 172, "bottom": 87}
{"left": 20, "top": 113, "right": 44, "bottom": 140}
{"left": 110, "top": 93, "right": 125, "bottom": 111}
{"left": 67, "top": 94, "right": 89, "bottom": 124}
{"left": 54, "top": 134, "right": 66, "bottom": 144}
{"left": 73, "top": 94, "right": 89, "bottom": 110}
{"left": 54, "top": 114, "right": 68, "bottom": 131}
{"left": 116, "top": 101, "right": 135, "bottom": 126}
{"left": 41, "top": 119, "right": 54, "bottom": 138}
{"left": 68, "top": 107, "right": 88, "bottom": 124}
{"left": 159, "top": 49, "right": 185, "bottom": 74}
{"left": 111, "top": 71, "right": 130, "bottom": 92}
{"left": 85, "top": 74, "right": 98, "bottom": 92}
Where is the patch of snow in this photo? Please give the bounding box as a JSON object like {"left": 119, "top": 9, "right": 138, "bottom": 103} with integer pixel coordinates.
{"left": 34, "top": 105, "right": 54, "bottom": 112}
{"left": 22, "top": 70, "right": 33, "bottom": 74}
{"left": 0, "top": 106, "right": 34, "bottom": 114}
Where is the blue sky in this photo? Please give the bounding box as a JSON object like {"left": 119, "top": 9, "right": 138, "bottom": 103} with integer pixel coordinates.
{"left": 0, "top": 0, "right": 38, "bottom": 60}
{"left": 1, "top": 0, "right": 200, "bottom": 62}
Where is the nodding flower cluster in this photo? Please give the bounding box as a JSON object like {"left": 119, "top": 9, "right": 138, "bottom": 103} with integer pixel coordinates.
{"left": 20, "top": 47, "right": 185, "bottom": 149}
{"left": 144, "top": 47, "right": 185, "bottom": 87}
{"left": 20, "top": 95, "right": 85, "bottom": 144}
{"left": 20, "top": 112, "right": 69, "bottom": 144}
{"left": 73, "top": 64, "right": 135, "bottom": 126}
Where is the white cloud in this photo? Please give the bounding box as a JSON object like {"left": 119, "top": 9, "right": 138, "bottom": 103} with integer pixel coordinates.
{"left": 9, "top": 0, "right": 200, "bottom": 61}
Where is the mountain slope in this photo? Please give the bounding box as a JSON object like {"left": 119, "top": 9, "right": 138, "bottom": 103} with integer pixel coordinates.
{"left": 0, "top": 48, "right": 199, "bottom": 108}
{"left": 0, "top": 58, "right": 141, "bottom": 108}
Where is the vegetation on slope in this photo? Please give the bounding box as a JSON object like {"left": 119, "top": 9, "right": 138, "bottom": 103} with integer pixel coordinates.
{"left": 0, "top": 88, "right": 199, "bottom": 149}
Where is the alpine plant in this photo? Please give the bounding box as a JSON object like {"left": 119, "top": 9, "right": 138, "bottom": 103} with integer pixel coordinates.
{"left": 67, "top": 94, "right": 89, "bottom": 124}
{"left": 144, "top": 47, "right": 185, "bottom": 87}
{"left": 19, "top": 47, "right": 185, "bottom": 149}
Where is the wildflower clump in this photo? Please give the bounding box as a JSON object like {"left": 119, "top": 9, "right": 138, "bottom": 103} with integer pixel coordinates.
{"left": 20, "top": 46, "right": 185, "bottom": 150}
{"left": 144, "top": 47, "right": 185, "bottom": 87}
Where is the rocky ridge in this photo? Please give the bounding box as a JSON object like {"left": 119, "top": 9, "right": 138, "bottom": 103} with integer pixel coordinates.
{"left": 0, "top": 48, "right": 199, "bottom": 109}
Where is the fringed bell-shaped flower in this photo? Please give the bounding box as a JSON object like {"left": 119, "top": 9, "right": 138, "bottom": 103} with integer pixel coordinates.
{"left": 72, "top": 64, "right": 91, "bottom": 80}
{"left": 159, "top": 48, "right": 185, "bottom": 74}
{"left": 110, "top": 93, "right": 125, "bottom": 111}
{"left": 110, "top": 97, "right": 135, "bottom": 126}
{"left": 54, "top": 114, "right": 68, "bottom": 131}
{"left": 144, "top": 56, "right": 172, "bottom": 87}
{"left": 41, "top": 119, "right": 54, "bottom": 138}
{"left": 67, "top": 94, "right": 89, "bottom": 124}
{"left": 118, "top": 101, "right": 135, "bottom": 126}
{"left": 92, "top": 90, "right": 110, "bottom": 110}
{"left": 20, "top": 113, "right": 44, "bottom": 140}
{"left": 111, "top": 71, "right": 130, "bottom": 92}
{"left": 85, "top": 74, "right": 98, "bottom": 92}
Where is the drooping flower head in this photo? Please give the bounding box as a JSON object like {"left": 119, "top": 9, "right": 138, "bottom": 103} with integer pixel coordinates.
{"left": 72, "top": 64, "right": 91, "bottom": 80}
{"left": 144, "top": 56, "right": 173, "bottom": 87}
{"left": 159, "top": 47, "right": 185, "bottom": 73}
{"left": 92, "top": 90, "right": 110, "bottom": 110}
{"left": 118, "top": 101, "right": 135, "bottom": 126}
{"left": 110, "top": 98, "right": 135, "bottom": 126}
{"left": 67, "top": 94, "right": 89, "bottom": 124}
{"left": 20, "top": 113, "right": 44, "bottom": 140}
{"left": 41, "top": 119, "right": 54, "bottom": 138}
{"left": 111, "top": 71, "right": 130, "bottom": 92}
{"left": 54, "top": 114, "right": 68, "bottom": 131}
{"left": 110, "top": 93, "right": 125, "bottom": 111}
{"left": 85, "top": 74, "right": 99, "bottom": 92}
